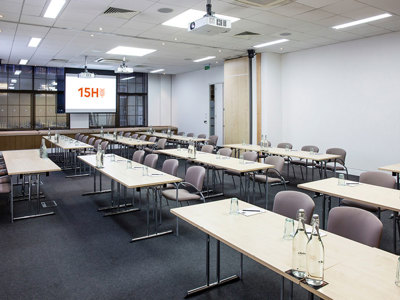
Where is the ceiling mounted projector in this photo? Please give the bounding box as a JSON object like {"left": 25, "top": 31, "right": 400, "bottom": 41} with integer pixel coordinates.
{"left": 188, "top": 0, "right": 231, "bottom": 34}
{"left": 78, "top": 56, "right": 95, "bottom": 78}
{"left": 115, "top": 57, "right": 133, "bottom": 74}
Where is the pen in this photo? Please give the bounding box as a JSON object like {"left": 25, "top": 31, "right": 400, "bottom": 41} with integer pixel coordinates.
{"left": 243, "top": 209, "right": 261, "bottom": 212}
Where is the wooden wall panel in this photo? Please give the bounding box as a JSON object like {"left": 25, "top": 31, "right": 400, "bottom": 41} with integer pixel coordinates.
{"left": 224, "top": 57, "right": 249, "bottom": 144}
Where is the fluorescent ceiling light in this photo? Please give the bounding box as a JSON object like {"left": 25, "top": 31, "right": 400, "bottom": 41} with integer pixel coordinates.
{"left": 163, "top": 9, "right": 240, "bottom": 28}
{"left": 254, "top": 39, "right": 289, "bottom": 48}
{"left": 28, "top": 37, "right": 42, "bottom": 47}
{"left": 9, "top": 87, "right": 15, "bottom": 90}
{"left": 150, "top": 69, "right": 164, "bottom": 73}
{"left": 107, "top": 46, "right": 156, "bottom": 57}
{"left": 10, "top": 79, "right": 17, "bottom": 83}
{"left": 19, "top": 59, "right": 28, "bottom": 65}
{"left": 193, "top": 56, "right": 216, "bottom": 63}
{"left": 332, "top": 13, "right": 392, "bottom": 29}
{"left": 121, "top": 76, "right": 135, "bottom": 81}
{"left": 14, "top": 70, "right": 22, "bottom": 75}
{"left": 44, "top": 0, "right": 66, "bottom": 19}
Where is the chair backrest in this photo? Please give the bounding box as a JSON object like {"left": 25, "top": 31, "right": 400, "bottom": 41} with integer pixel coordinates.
{"left": 187, "top": 133, "right": 194, "bottom": 137}
{"left": 301, "top": 145, "right": 319, "bottom": 153}
{"left": 359, "top": 171, "right": 396, "bottom": 189}
{"left": 277, "top": 142, "right": 293, "bottom": 149}
{"left": 157, "top": 138, "right": 167, "bottom": 150}
{"left": 81, "top": 135, "right": 89, "bottom": 143}
{"left": 100, "top": 141, "right": 109, "bottom": 152}
{"left": 132, "top": 150, "right": 145, "bottom": 164}
{"left": 131, "top": 133, "right": 138, "bottom": 139}
{"left": 139, "top": 135, "right": 147, "bottom": 140}
{"left": 265, "top": 156, "right": 285, "bottom": 174}
{"left": 185, "top": 166, "right": 206, "bottom": 191}
{"left": 162, "top": 159, "right": 179, "bottom": 176}
{"left": 74, "top": 133, "right": 81, "bottom": 140}
{"left": 326, "top": 148, "right": 346, "bottom": 165}
{"left": 198, "top": 134, "right": 206, "bottom": 139}
{"left": 243, "top": 151, "right": 258, "bottom": 162}
{"left": 273, "top": 191, "right": 315, "bottom": 224}
{"left": 327, "top": 206, "right": 383, "bottom": 247}
{"left": 149, "top": 136, "right": 157, "bottom": 143}
{"left": 88, "top": 137, "right": 95, "bottom": 146}
{"left": 144, "top": 154, "right": 158, "bottom": 169}
{"left": 124, "top": 132, "right": 131, "bottom": 137}
{"left": 208, "top": 135, "right": 218, "bottom": 146}
{"left": 201, "top": 145, "right": 214, "bottom": 153}
{"left": 93, "top": 139, "right": 102, "bottom": 150}
{"left": 218, "top": 148, "right": 232, "bottom": 157}
{"left": 118, "top": 131, "right": 124, "bottom": 136}
{"left": 78, "top": 134, "right": 84, "bottom": 141}
{"left": 177, "top": 132, "right": 185, "bottom": 136}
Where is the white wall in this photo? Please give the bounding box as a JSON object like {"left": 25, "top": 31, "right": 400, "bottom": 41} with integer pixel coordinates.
{"left": 70, "top": 114, "right": 89, "bottom": 129}
{"left": 260, "top": 53, "right": 282, "bottom": 146}
{"left": 281, "top": 31, "right": 400, "bottom": 173}
{"left": 148, "top": 74, "right": 172, "bottom": 126}
{"left": 171, "top": 66, "right": 224, "bottom": 137}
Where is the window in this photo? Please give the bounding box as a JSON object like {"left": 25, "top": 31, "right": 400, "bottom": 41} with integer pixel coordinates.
{"left": 119, "top": 95, "right": 146, "bottom": 126}
{"left": 35, "top": 94, "right": 67, "bottom": 129}
{"left": 0, "top": 93, "right": 32, "bottom": 129}
{"left": 89, "top": 113, "right": 115, "bottom": 128}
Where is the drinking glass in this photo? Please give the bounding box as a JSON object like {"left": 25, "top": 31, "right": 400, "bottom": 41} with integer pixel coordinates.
{"left": 177, "top": 144, "right": 181, "bottom": 151}
{"left": 338, "top": 173, "right": 345, "bottom": 186}
{"left": 396, "top": 257, "right": 400, "bottom": 287}
{"left": 230, "top": 198, "right": 239, "bottom": 215}
{"left": 285, "top": 145, "right": 290, "bottom": 152}
{"left": 110, "top": 154, "right": 115, "bottom": 162}
{"left": 143, "top": 166, "right": 148, "bottom": 176}
{"left": 283, "top": 218, "right": 294, "bottom": 240}
{"left": 216, "top": 151, "right": 221, "bottom": 159}
{"left": 126, "top": 160, "right": 132, "bottom": 169}
{"left": 240, "top": 154, "right": 244, "bottom": 164}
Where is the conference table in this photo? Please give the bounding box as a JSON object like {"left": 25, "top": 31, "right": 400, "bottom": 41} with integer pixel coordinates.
{"left": 157, "top": 148, "right": 274, "bottom": 206}
{"left": 298, "top": 177, "right": 400, "bottom": 253}
{"left": 171, "top": 199, "right": 400, "bottom": 299}
{"left": 91, "top": 133, "right": 155, "bottom": 157}
{"left": 380, "top": 163, "right": 400, "bottom": 189}
{"left": 138, "top": 131, "right": 208, "bottom": 143}
{"left": 44, "top": 135, "right": 93, "bottom": 177}
{"left": 224, "top": 144, "right": 341, "bottom": 180}
{"left": 78, "top": 153, "right": 182, "bottom": 242}
{"left": 2, "top": 149, "right": 61, "bottom": 222}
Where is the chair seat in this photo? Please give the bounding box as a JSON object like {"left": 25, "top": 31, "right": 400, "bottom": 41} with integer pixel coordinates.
{"left": 226, "top": 170, "right": 242, "bottom": 176}
{"left": 341, "top": 199, "right": 381, "bottom": 212}
{"left": 164, "top": 183, "right": 176, "bottom": 189}
{"left": 162, "top": 189, "right": 201, "bottom": 201}
{"left": 0, "top": 176, "right": 10, "bottom": 183}
{"left": 316, "top": 162, "right": 345, "bottom": 171}
{"left": 253, "top": 174, "right": 282, "bottom": 184}
{"left": 144, "top": 147, "right": 154, "bottom": 152}
{"left": 0, "top": 169, "right": 7, "bottom": 176}
{"left": 0, "top": 183, "right": 11, "bottom": 194}
{"left": 290, "top": 159, "right": 316, "bottom": 166}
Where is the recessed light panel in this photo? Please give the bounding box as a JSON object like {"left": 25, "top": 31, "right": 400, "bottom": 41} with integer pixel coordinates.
{"left": 150, "top": 69, "right": 165, "bottom": 73}
{"left": 332, "top": 13, "right": 392, "bottom": 29}
{"left": 193, "top": 56, "right": 216, "bottom": 63}
{"left": 107, "top": 46, "right": 156, "bottom": 57}
{"left": 163, "top": 9, "right": 240, "bottom": 28}
{"left": 28, "top": 37, "right": 42, "bottom": 47}
{"left": 253, "top": 39, "right": 289, "bottom": 48}
{"left": 19, "top": 59, "right": 28, "bottom": 65}
{"left": 44, "top": 0, "right": 66, "bottom": 19}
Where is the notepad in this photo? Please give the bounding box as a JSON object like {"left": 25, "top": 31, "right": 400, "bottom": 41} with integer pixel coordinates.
{"left": 239, "top": 208, "right": 266, "bottom": 217}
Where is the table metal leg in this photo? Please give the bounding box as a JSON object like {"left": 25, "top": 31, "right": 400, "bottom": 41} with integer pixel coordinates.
{"left": 82, "top": 168, "right": 111, "bottom": 196}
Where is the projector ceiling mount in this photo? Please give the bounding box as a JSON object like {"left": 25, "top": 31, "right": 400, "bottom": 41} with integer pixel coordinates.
{"left": 115, "top": 57, "right": 134, "bottom": 74}
{"left": 78, "top": 56, "right": 95, "bottom": 78}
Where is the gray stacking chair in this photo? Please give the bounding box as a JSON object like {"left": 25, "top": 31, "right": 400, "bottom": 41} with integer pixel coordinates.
{"left": 327, "top": 206, "right": 383, "bottom": 247}
{"left": 81, "top": 135, "right": 89, "bottom": 144}
{"left": 145, "top": 138, "right": 167, "bottom": 153}
{"left": 139, "top": 135, "right": 147, "bottom": 140}
{"left": 226, "top": 151, "right": 258, "bottom": 192}
{"left": 273, "top": 191, "right": 315, "bottom": 224}
{"left": 316, "top": 148, "right": 348, "bottom": 178}
{"left": 162, "top": 159, "right": 179, "bottom": 190}
{"left": 74, "top": 133, "right": 81, "bottom": 140}
{"left": 148, "top": 136, "right": 157, "bottom": 143}
{"left": 208, "top": 135, "right": 218, "bottom": 147}
{"left": 277, "top": 142, "right": 293, "bottom": 149}
{"left": 201, "top": 144, "right": 214, "bottom": 153}
{"left": 198, "top": 134, "right": 206, "bottom": 139}
{"left": 177, "top": 132, "right": 185, "bottom": 136}
{"left": 252, "top": 156, "right": 287, "bottom": 208}
{"left": 132, "top": 150, "right": 145, "bottom": 164}
{"left": 277, "top": 142, "right": 295, "bottom": 177}
{"left": 341, "top": 171, "right": 396, "bottom": 219}
{"left": 131, "top": 133, "right": 139, "bottom": 139}
{"left": 143, "top": 154, "right": 158, "bottom": 169}
{"left": 187, "top": 133, "right": 194, "bottom": 137}
{"left": 290, "top": 145, "right": 319, "bottom": 180}
{"left": 124, "top": 132, "right": 131, "bottom": 137}
{"left": 100, "top": 141, "right": 109, "bottom": 153}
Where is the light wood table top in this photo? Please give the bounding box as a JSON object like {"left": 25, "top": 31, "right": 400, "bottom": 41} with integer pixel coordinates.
{"left": 138, "top": 132, "right": 208, "bottom": 143}
{"left": 44, "top": 135, "right": 93, "bottom": 150}
{"left": 380, "top": 163, "right": 400, "bottom": 174}
{"left": 3, "top": 149, "right": 61, "bottom": 175}
{"left": 301, "top": 247, "right": 400, "bottom": 300}
{"left": 224, "top": 144, "right": 341, "bottom": 162}
{"left": 92, "top": 133, "right": 155, "bottom": 147}
{"left": 157, "top": 148, "right": 274, "bottom": 172}
{"left": 298, "top": 177, "right": 400, "bottom": 212}
{"left": 78, "top": 154, "right": 181, "bottom": 189}
{"left": 171, "top": 199, "right": 386, "bottom": 290}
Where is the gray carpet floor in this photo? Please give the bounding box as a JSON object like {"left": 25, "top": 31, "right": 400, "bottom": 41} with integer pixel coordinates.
{"left": 0, "top": 154, "right": 396, "bottom": 300}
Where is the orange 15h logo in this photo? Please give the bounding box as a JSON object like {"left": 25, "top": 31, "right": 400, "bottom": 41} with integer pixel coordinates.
{"left": 78, "top": 87, "right": 105, "bottom": 98}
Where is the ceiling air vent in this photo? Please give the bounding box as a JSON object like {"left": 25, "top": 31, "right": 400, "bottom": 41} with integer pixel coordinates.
{"left": 95, "top": 58, "right": 123, "bottom": 64}
{"left": 103, "top": 7, "right": 140, "bottom": 20}
{"left": 235, "top": 31, "right": 260, "bottom": 36}
{"left": 235, "top": 0, "right": 293, "bottom": 7}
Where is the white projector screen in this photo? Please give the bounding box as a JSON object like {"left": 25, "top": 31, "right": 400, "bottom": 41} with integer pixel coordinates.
{"left": 65, "top": 74, "right": 116, "bottom": 113}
